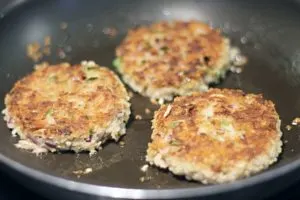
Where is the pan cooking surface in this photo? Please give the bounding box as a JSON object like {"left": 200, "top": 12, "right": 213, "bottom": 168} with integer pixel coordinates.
{"left": 2, "top": 0, "right": 300, "bottom": 198}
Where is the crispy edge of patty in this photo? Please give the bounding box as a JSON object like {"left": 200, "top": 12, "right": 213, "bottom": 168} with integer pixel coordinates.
{"left": 146, "top": 121, "right": 282, "bottom": 184}
{"left": 3, "top": 108, "right": 130, "bottom": 155}
{"left": 3, "top": 61, "right": 131, "bottom": 155}
{"left": 146, "top": 89, "right": 282, "bottom": 184}
{"left": 115, "top": 21, "right": 235, "bottom": 102}
{"left": 119, "top": 38, "right": 230, "bottom": 102}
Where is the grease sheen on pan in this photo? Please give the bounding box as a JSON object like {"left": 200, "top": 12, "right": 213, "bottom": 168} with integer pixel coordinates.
{"left": 3, "top": 61, "right": 131, "bottom": 155}
{"left": 115, "top": 20, "right": 233, "bottom": 102}
{"left": 146, "top": 89, "right": 282, "bottom": 184}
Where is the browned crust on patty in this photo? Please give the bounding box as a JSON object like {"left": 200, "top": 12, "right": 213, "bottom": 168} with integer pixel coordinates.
{"left": 147, "top": 88, "right": 281, "bottom": 175}
{"left": 116, "top": 20, "right": 229, "bottom": 91}
{"left": 4, "top": 62, "right": 130, "bottom": 148}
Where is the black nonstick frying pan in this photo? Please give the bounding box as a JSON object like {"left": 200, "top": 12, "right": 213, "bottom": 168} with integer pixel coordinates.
{"left": 2, "top": 0, "right": 300, "bottom": 199}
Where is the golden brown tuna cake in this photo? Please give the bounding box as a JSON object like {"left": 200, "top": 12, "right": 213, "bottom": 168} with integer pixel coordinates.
{"left": 3, "top": 61, "right": 131, "bottom": 155}
{"left": 146, "top": 88, "right": 282, "bottom": 184}
{"left": 115, "top": 21, "right": 235, "bottom": 102}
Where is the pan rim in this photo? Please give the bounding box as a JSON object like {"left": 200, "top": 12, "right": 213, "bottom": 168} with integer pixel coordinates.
{"left": 1, "top": 152, "right": 300, "bottom": 199}
{"left": 1, "top": 0, "right": 300, "bottom": 199}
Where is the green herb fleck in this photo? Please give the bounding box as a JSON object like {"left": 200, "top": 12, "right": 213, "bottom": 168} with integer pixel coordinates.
{"left": 221, "top": 120, "right": 231, "bottom": 127}
{"left": 86, "top": 77, "right": 98, "bottom": 81}
{"left": 145, "top": 42, "right": 152, "bottom": 49}
{"left": 86, "top": 65, "right": 98, "bottom": 70}
{"left": 113, "top": 57, "right": 122, "bottom": 69}
{"left": 89, "top": 128, "right": 93, "bottom": 135}
{"left": 213, "top": 71, "right": 222, "bottom": 79}
{"left": 168, "top": 120, "right": 181, "bottom": 128}
{"left": 160, "top": 46, "right": 169, "bottom": 52}
{"left": 170, "top": 139, "right": 182, "bottom": 146}
{"left": 48, "top": 75, "right": 57, "bottom": 82}
{"left": 115, "top": 132, "right": 122, "bottom": 138}
{"left": 87, "top": 67, "right": 97, "bottom": 71}
{"left": 83, "top": 66, "right": 96, "bottom": 72}
{"left": 45, "top": 108, "right": 53, "bottom": 116}
{"left": 141, "top": 60, "right": 146, "bottom": 65}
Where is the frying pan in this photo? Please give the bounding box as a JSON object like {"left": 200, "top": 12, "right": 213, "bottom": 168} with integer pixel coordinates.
{"left": 1, "top": 0, "right": 300, "bottom": 199}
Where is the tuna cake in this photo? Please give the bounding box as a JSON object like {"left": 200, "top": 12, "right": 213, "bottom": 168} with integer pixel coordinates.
{"left": 146, "top": 88, "right": 282, "bottom": 184}
{"left": 115, "top": 20, "right": 234, "bottom": 102}
{"left": 3, "top": 61, "right": 131, "bottom": 155}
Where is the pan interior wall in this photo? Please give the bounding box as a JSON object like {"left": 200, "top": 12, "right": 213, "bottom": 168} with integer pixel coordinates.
{"left": 1, "top": 0, "right": 300, "bottom": 189}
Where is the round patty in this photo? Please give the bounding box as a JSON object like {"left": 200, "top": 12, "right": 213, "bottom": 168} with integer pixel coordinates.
{"left": 146, "top": 89, "right": 282, "bottom": 184}
{"left": 3, "top": 61, "right": 131, "bottom": 155}
{"left": 115, "top": 21, "right": 232, "bottom": 102}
